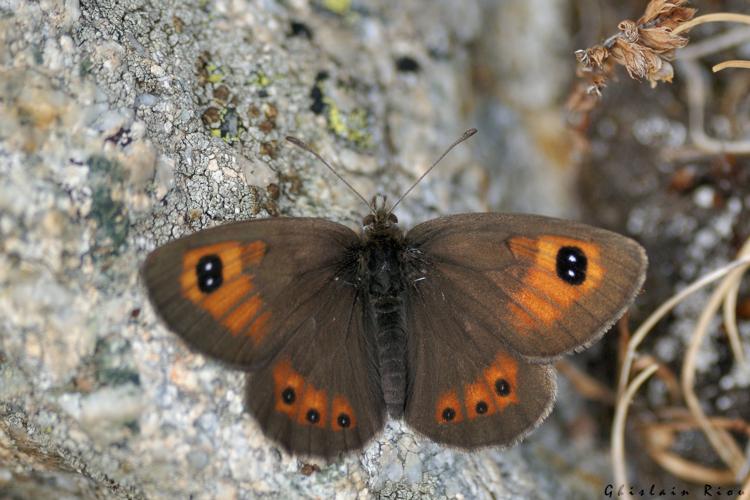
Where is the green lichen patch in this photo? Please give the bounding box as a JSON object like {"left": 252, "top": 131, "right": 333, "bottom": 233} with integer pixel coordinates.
{"left": 86, "top": 155, "right": 129, "bottom": 252}
{"left": 324, "top": 97, "right": 372, "bottom": 149}
{"left": 250, "top": 70, "right": 272, "bottom": 88}
{"left": 195, "top": 52, "right": 227, "bottom": 87}
{"left": 201, "top": 105, "right": 245, "bottom": 143}
{"left": 322, "top": 0, "right": 352, "bottom": 15}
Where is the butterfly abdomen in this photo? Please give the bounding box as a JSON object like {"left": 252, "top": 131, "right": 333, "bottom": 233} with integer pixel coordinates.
{"left": 362, "top": 229, "right": 408, "bottom": 418}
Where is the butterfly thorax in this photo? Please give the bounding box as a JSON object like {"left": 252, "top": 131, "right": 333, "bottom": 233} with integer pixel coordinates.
{"left": 359, "top": 212, "right": 409, "bottom": 418}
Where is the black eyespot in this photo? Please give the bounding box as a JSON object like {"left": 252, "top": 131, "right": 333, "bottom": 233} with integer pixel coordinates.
{"left": 306, "top": 409, "right": 320, "bottom": 424}
{"left": 281, "top": 388, "right": 295, "bottom": 404}
{"left": 337, "top": 413, "right": 351, "bottom": 428}
{"left": 475, "top": 401, "right": 488, "bottom": 414}
{"left": 556, "top": 246, "right": 587, "bottom": 285}
{"left": 495, "top": 378, "right": 511, "bottom": 396}
{"left": 442, "top": 407, "right": 456, "bottom": 422}
{"left": 196, "top": 254, "right": 223, "bottom": 293}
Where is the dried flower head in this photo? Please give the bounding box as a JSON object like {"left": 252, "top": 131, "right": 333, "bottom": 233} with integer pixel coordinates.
{"left": 568, "top": 0, "right": 696, "bottom": 116}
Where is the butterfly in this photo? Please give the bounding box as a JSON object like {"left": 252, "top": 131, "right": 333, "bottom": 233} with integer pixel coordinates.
{"left": 142, "top": 129, "right": 647, "bottom": 458}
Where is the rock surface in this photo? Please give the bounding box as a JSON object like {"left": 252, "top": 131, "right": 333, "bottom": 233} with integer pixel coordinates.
{"left": 0, "top": 0, "right": 614, "bottom": 498}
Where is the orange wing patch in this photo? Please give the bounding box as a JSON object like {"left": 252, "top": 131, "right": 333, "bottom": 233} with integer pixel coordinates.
{"left": 436, "top": 390, "right": 464, "bottom": 425}
{"left": 273, "top": 359, "right": 305, "bottom": 418}
{"left": 483, "top": 352, "right": 520, "bottom": 409}
{"left": 463, "top": 380, "right": 497, "bottom": 419}
{"left": 180, "top": 240, "right": 272, "bottom": 342}
{"left": 246, "top": 310, "right": 271, "bottom": 344}
{"left": 181, "top": 242, "right": 245, "bottom": 303}
{"left": 436, "top": 352, "right": 520, "bottom": 425}
{"left": 297, "top": 385, "right": 328, "bottom": 427}
{"left": 507, "top": 235, "right": 603, "bottom": 330}
{"left": 331, "top": 396, "right": 357, "bottom": 431}
{"left": 272, "top": 359, "right": 357, "bottom": 430}
{"left": 223, "top": 294, "right": 262, "bottom": 334}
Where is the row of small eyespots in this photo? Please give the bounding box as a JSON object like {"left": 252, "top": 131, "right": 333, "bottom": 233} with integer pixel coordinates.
{"left": 441, "top": 377, "right": 512, "bottom": 422}
{"left": 280, "top": 387, "right": 352, "bottom": 429}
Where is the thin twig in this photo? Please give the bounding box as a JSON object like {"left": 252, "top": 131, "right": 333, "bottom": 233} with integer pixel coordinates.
{"left": 676, "top": 28, "right": 750, "bottom": 60}
{"left": 713, "top": 60, "right": 750, "bottom": 72}
{"left": 740, "top": 474, "right": 750, "bottom": 500}
{"left": 674, "top": 12, "right": 750, "bottom": 35}
{"left": 612, "top": 364, "right": 659, "bottom": 500}
{"left": 677, "top": 59, "right": 750, "bottom": 157}
{"left": 681, "top": 240, "right": 750, "bottom": 475}
{"left": 642, "top": 419, "right": 739, "bottom": 484}
{"left": 634, "top": 354, "right": 682, "bottom": 402}
{"left": 722, "top": 242, "right": 750, "bottom": 366}
{"left": 617, "top": 256, "right": 750, "bottom": 398}
{"left": 556, "top": 359, "right": 616, "bottom": 405}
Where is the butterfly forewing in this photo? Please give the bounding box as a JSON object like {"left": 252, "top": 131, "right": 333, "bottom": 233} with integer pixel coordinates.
{"left": 142, "top": 217, "right": 386, "bottom": 457}
{"left": 405, "top": 213, "right": 648, "bottom": 362}
{"left": 143, "top": 218, "right": 357, "bottom": 367}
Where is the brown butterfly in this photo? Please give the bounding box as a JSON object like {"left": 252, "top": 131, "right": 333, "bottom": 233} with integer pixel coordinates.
{"left": 142, "top": 129, "right": 647, "bottom": 458}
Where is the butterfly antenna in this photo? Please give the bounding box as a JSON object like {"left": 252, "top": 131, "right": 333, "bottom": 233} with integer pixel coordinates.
{"left": 285, "top": 136, "right": 373, "bottom": 213}
{"left": 389, "top": 128, "right": 477, "bottom": 213}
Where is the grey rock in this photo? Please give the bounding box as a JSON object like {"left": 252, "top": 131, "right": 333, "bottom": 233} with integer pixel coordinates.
{"left": 0, "top": 0, "right": 609, "bottom": 498}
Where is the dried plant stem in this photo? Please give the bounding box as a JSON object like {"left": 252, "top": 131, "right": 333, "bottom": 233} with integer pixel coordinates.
{"left": 556, "top": 359, "right": 615, "bottom": 404}
{"left": 674, "top": 13, "right": 750, "bottom": 35}
{"left": 740, "top": 474, "right": 750, "bottom": 500}
{"left": 713, "top": 60, "right": 750, "bottom": 72}
{"left": 681, "top": 276, "right": 746, "bottom": 473}
{"left": 722, "top": 252, "right": 749, "bottom": 365}
{"left": 617, "top": 255, "right": 750, "bottom": 398}
{"left": 612, "top": 363, "right": 659, "bottom": 500}
{"left": 676, "top": 27, "right": 750, "bottom": 60}
{"left": 678, "top": 59, "right": 750, "bottom": 155}
{"left": 646, "top": 416, "right": 750, "bottom": 435}
{"left": 648, "top": 449, "right": 737, "bottom": 485}
{"left": 681, "top": 239, "right": 750, "bottom": 475}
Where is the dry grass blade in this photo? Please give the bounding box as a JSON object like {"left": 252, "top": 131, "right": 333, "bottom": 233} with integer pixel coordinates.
{"left": 678, "top": 59, "right": 750, "bottom": 155}
{"left": 713, "top": 60, "right": 750, "bottom": 72}
{"left": 722, "top": 253, "right": 748, "bottom": 365}
{"left": 612, "top": 364, "right": 659, "bottom": 500}
{"left": 556, "top": 359, "right": 616, "bottom": 405}
{"left": 681, "top": 239, "right": 750, "bottom": 475}
{"left": 673, "top": 12, "right": 750, "bottom": 35}
{"left": 618, "top": 255, "right": 750, "bottom": 398}
{"left": 741, "top": 474, "right": 750, "bottom": 500}
{"left": 633, "top": 354, "right": 681, "bottom": 402}
{"left": 642, "top": 416, "right": 750, "bottom": 485}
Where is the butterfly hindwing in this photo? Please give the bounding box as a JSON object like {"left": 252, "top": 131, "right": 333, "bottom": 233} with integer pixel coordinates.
{"left": 405, "top": 213, "right": 648, "bottom": 361}
{"left": 142, "top": 218, "right": 386, "bottom": 457}
{"left": 404, "top": 292, "right": 556, "bottom": 448}
{"left": 244, "top": 286, "right": 385, "bottom": 457}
